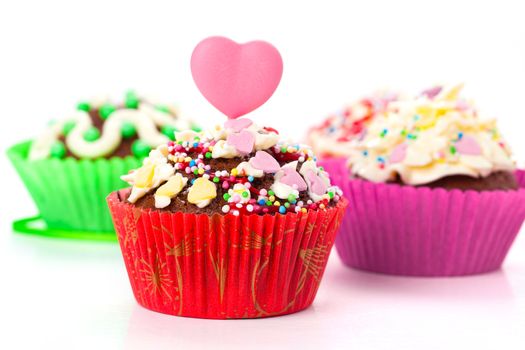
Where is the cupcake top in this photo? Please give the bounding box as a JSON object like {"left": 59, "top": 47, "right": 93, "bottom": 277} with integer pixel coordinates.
{"left": 308, "top": 91, "right": 398, "bottom": 158}
{"left": 121, "top": 118, "right": 343, "bottom": 216}
{"left": 29, "top": 91, "right": 197, "bottom": 160}
{"left": 350, "top": 84, "right": 515, "bottom": 185}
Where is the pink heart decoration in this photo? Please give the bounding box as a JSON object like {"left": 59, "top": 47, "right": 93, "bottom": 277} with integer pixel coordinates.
{"left": 305, "top": 170, "right": 327, "bottom": 195}
{"left": 456, "top": 135, "right": 482, "bottom": 155}
{"left": 389, "top": 143, "right": 408, "bottom": 163}
{"left": 224, "top": 118, "right": 253, "bottom": 132}
{"left": 280, "top": 167, "right": 307, "bottom": 191}
{"left": 249, "top": 151, "right": 280, "bottom": 173}
{"left": 226, "top": 130, "right": 255, "bottom": 154}
{"left": 191, "top": 36, "right": 283, "bottom": 119}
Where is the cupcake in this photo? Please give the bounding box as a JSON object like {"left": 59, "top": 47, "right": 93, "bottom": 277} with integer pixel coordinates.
{"left": 319, "top": 84, "right": 525, "bottom": 276}
{"left": 7, "top": 91, "right": 197, "bottom": 239}
{"left": 107, "top": 37, "right": 346, "bottom": 319}
{"left": 307, "top": 90, "right": 398, "bottom": 158}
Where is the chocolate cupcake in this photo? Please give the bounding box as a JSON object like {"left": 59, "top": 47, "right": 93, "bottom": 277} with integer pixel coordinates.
{"left": 107, "top": 36, "right": 347, "bottom": 318}
{"left": 319, "top": 84, "right": 525, "bottom": 276}
{"left": 7, "top": 91, "right": 197, "bottom": 238}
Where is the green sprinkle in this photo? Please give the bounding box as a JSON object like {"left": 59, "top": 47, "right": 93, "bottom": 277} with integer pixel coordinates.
{"left": 450, "top": 145, "right": 457, "bottom": 155}
{"left": 50, "top": 141, "right": 66, "bottom": 159}
{"left": 287, "top": 194, "right": 296, "bottom": 202}
{"left": 77, "top": 101, "right": 91, "bottom": 112}
{"left": 99, "top": 104, "right": 116, "bottom": 120}
{"left": 328, "top": 191, "right": 335, "bottom": 199}
{"left": 131, "top": 140, "right": 151, "bottom": 158}
{"left": 407, "top": 133, "right": 417, "bottom": 140}
{"left": 193, "top": 169, "right": 199, "bottom": 175}
{"left": 121, "top": 122, "right": 137, "bottom": 139}
{"left": 83, "top": 127, "right": 100, "bottom": 141}
{"left": 62, "top": 120, "right": 76, "bottom": 135}
{"left": 319, "top": 166, "right": 324, "bottom": 171}
{"left": 213, "top": 177, "right": 220, "bottom": 183}
{"left": 161, "top": 125, "right": 177, "bottom": 141}
{"left": 191, "top": 124, "right": 202, "bottom": 132}
{"left": 242, "top": 191, "right": 249, "bottom": 198}
{"left": 155, "top": 105, "right": 171, "bottom": 114}
{"left": 400, "top": 129, "right": 407, "bottom": 136}
{"left": 268, "top": 190, "right": 275, "bottom": 196}
{"left": 280, "top": 147, "right": 287, "bottom": 153}
{"left": 205, "top": 152, "right": 212, "bottom": 159}
{"left": 284, "top": 202, "right": 290, "bottom": 208}
{"left": 223, "top": 193, "right": 231, "bottom": 201}
{"left": 380, "top": 129, "right": 388, "bottom": 137}
{"left": 125, "top": 90, "right": 139, "bottom": 109}
{"left": 266, "top": 200, "right": 272, "bottom": 206}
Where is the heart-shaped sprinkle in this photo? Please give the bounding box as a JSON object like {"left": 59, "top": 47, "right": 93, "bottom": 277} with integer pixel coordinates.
{"left": 249, "top": 151, "right": 280, "bottom": 173}
{"left": 456, "top": 135, "right": 482, "bottom": 155}
{"left": 226, "top": 130, "right": 255, "bottom": 154}
{"left": 224, "top": 118, "right": 253, "bottom": 132}
{"left": 191, "top": 36, "right": 283, "bottom": 119}
{"left": 421, "top": 86, "right": 442, "bottom": 99}
{"left": 280, "top": 167, "right": 307, "bottom": 191}
{"left": 305, "top": 170, "right": 327, "bottom": 195}
{"left": 389, "top": 143, "right": 408, "bottom": 163}
{"left": 188, "top": 177, "right": 217, "bottom": 205}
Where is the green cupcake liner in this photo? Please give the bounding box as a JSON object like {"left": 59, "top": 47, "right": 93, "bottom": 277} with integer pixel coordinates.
{"left": 7, "top": 140, "right": 142, "bottom": 238}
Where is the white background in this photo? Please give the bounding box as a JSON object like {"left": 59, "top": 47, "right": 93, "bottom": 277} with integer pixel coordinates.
{"left": 1, "top": 1, "right": 525, "bottom": 349}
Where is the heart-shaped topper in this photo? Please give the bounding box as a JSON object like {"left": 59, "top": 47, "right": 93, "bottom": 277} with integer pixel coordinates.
{"left": 191, "top": 36, "right": 283, "bottom": 119}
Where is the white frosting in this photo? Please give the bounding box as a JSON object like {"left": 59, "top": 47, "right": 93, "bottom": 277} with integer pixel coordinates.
{"left": 236, "top": 161, "right": 264, "bottom": 177}
{"left": 29, "top": 98, "right": 191, "bottom": 160}
{"left": 349, "top": 84, "right": 515, "bottom": 185}
{"left": 122, "top": 148, "right": 175, "bottom": 203}
{"left": 271, "top": 162, "right": 301, "bottom": 200}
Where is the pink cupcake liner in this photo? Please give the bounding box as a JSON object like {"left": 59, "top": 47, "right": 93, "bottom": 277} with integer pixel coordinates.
{"left": 319, "top": 157, "right": 525, "bottom": 276}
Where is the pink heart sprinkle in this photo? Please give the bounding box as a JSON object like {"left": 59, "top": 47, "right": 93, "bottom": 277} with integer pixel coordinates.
{"left": 390, "top": 143, "right": 408, "bottom": 163}
{"left": 456, "top": 135, "right": 482, "bottom": 156}
{"left": 306, "top": 170, "right": 327, "bottom": 195}
{"left": 191, "top": 36, "right": 283, "bottom": 119}
{"left": 249, "top": 151, "right": 280, "bottom": 173}
{"left": 280, "top": 167, "right": 307, "bottom": 191}
{"left": 421, "top": 86, "right": 442, "bottom": 99}
{"left": 224, "top": 118, "right": 253, "bottom": 132}
{"left": 226, "top": 130, "right": 255, "bottom": 155}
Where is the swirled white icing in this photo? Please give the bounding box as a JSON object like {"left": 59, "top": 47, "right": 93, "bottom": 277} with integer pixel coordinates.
{"left": 349, "top": 84, "right": 515, "bottom": 185}
{"left": 29, "top": 96, "right": 193, "bottom": 160}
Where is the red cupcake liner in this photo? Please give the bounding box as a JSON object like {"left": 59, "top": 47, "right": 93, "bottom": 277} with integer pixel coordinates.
{"left": 320, "top": 157, "right": 525, "bottom": 277}
{"left": 107, "top": 190, "right": 347, "bottom": 319}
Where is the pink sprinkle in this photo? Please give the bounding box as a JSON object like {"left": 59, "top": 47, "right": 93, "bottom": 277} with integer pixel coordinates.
{"left": 259, "top": 189, "right": 268, "bottom": 196}
{"left": 185, "top": 167, "right": 191, "bottom": 174}
{"left": 229, "top": 176, "right": 236, "bottom": 182}
{"left": 222, "top": 181, "right": 229, "bottom": 189}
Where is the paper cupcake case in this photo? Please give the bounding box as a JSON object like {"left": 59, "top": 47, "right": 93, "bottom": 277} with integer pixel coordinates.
{"left": 107, "top": 190, "right": 347, "bottom": 319}
{"left": 319, "top": 157, "right": 525, "bottom": 277}
{"left": 7, "top": 141, "right": 142, "bottom": 238}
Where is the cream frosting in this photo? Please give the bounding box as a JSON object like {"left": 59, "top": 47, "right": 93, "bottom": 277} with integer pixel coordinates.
{"left": 349, "top": 84, "right": 515, "bottom": 185}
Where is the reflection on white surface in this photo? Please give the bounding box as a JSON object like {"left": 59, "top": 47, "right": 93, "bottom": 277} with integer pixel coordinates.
{"left": 122, "top": 253, "right": 524, "bottom": 350}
